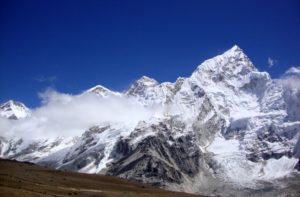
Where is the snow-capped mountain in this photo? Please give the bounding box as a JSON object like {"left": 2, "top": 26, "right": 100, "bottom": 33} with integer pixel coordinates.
{"left": 0, "top": 100, "right": 31, "bottom": 119}
{"left": 0, "top": 45, "right": 299, "bottom": 197}
{"left": 85, "top": 85, "right": 122, "bottom": 97}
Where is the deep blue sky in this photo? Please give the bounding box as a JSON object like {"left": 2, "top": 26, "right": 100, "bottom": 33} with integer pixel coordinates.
{"left": 1, "top": 0, "right": 300, "bottom": 107}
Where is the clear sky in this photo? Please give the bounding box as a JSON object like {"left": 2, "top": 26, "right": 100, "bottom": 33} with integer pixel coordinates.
{"left": 1, "top": 0, "right": 300, "bottom": 107}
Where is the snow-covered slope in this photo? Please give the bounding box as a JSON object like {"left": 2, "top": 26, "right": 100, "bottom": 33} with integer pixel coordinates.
{"left": 0, "top": 45, "right": 299, "bottom": 197}
{"left": 0, "top": 100, "right": 31, "bottom": 119}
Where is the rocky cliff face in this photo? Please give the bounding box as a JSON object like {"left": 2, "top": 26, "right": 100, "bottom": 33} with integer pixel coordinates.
{"left": 0, "top": 45, "right": 299, "bottom": 197}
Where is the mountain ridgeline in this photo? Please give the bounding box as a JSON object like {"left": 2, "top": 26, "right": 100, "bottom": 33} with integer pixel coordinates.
{"left": 0, "top": 46, "right": 299, "bottom": 197}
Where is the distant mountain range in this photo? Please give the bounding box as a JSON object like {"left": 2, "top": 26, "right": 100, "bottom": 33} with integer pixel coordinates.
{"left": 1, "top": 45, "right": 299, "bottom": 197}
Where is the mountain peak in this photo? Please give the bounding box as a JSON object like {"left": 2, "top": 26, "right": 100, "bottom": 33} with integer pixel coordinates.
{"left": 222, "top": 44, "right": 246, "bottom": 58}
{"left": 0, "top": 100, "right": 31, "bottom": 119}
{"left": 85, "top": 85, "right": 121, "bottom": 97}
{"left": 136, "top": 76, "right": 158, "bottom": 86}
{"left": 126, "top": 76, "right": 158, "bottom": 96}
{"left": 2, "top": 100, "right": 26, "bottom": 109}
{"left": 229, "top": 44, "right": 242, "bottom": 51}
{"left": 87, "top": 85, "right": 111, "bottom": 93}
{"left": 191, "top": 45, "right": 256, "bottom": 84}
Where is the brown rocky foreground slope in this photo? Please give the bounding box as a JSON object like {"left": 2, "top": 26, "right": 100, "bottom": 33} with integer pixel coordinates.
{"left": 0, "top": 159, "right": 206, "bottom": 197}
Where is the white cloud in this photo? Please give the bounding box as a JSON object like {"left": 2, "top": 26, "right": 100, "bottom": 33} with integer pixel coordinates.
{"left": 34, "top": 75, "right": 57, "bottom": 83}
{"left": 267, "top": 57, "right": 277, "bottom": 68}
{"left": 0, "top": 89, "right": 159, "bottom": 140}
{"left": 285, "top": 66, "right": 300, "bottom": 75}
{"left": 279, "top": 77, "right": 300, "bottom": 90}
{"left": 278, "top": 66, "right": 300, "bottom": 90}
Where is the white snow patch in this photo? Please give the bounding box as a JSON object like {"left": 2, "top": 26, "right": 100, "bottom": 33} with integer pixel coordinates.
{"left": 207, "top": 136, "right": 241, "bottom": 155}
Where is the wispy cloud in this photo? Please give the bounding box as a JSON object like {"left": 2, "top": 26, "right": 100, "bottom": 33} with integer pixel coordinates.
{"left": 34, "top": 75, "right": 57, "bottom": 83}
{"left": 267, "top": 57, "right": 278, "bottom": 68}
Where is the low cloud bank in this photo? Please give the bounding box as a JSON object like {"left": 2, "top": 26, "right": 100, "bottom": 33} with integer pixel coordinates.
{"left": 0, "top": 89, "right": 158, "bottom": 140}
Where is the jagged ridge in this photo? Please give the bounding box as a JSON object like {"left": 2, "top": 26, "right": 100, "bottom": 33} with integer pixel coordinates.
{"left": 0, "top": 45, "right": 299, "bottom": 197}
